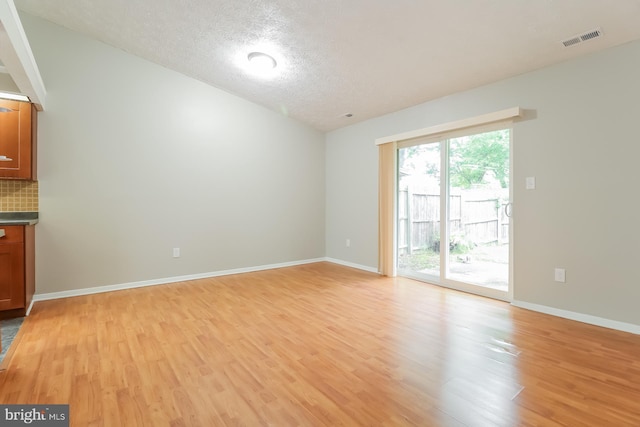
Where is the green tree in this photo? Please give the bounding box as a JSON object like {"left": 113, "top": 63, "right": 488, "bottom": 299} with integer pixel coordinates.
{"left": 449, "top": 130, "right": 509, "bottom": 189}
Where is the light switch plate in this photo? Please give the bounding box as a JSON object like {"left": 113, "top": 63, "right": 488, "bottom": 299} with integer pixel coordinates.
{"left": 526, "top": 177, "right": 536, "bottom": 190}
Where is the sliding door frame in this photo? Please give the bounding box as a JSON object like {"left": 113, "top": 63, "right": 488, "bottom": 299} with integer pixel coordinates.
{"left": 380, "top": 109, "right": 521, "bottom": 302}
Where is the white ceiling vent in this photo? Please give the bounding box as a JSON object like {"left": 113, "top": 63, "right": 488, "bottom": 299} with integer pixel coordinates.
{"left": 562, "top": 28, "right": 603, "bottom": 47}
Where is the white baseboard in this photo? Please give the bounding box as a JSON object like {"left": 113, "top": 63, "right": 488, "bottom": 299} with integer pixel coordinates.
{"left": 324, "top": 257, "right": 379, "bottom": 274}
{"left": 511, "top": 300, "right": 640, "bottom": 335}
{"left": 33, "top": 258, "right": 326, "bottom": 302}
{"left": 31, "top": 260, "right": 639, "bottom": 336}
{"left": 25, "top": 299, "right": 35, "bottom": 316}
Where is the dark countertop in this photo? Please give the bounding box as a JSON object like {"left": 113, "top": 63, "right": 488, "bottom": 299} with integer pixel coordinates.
{"left": 0, "top": 212, "right": 39, "bottom": 226}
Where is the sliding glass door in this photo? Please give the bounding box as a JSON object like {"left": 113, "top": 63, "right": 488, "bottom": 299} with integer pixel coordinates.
{"left": 397, "top": 128, "right": 511, "bottom": 300}
{"left": 397, "top": 142, "right": 442, "bottom": 280}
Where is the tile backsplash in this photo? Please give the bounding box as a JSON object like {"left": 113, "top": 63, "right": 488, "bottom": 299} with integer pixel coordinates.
{"left": 0, "top": 180, "right": 39, "bottom": 212}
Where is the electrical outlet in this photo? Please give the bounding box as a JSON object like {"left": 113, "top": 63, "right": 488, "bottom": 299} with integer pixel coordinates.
{"left": 173, "top": 248, "right": 180, "bottom": 258}
{"left": 554, "top": 268, "right": 566, "bottom": 283}
{"left": 346, "top": 239, "right": 351, "bottom": 248}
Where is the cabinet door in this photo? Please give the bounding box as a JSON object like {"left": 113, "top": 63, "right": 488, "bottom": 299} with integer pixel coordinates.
{"left": 0, "top": 99, "right": 33, "bottom": 179}
{"left": 0, "top": 243, "right": 25, "bottom": 310}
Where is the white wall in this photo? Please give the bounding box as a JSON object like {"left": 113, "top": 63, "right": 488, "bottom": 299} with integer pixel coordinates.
{"left": 0, "top": 73, "right": 19, "bottom": 92}
{"left": 326, "top": 40, "right": 640, "bottom": 326}
{"left": 21, "top": 14, "right": 326, "bottom": 294}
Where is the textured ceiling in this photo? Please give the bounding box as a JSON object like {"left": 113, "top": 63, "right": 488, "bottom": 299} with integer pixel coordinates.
{"left": 14, "top": 0, "right": 640, "bottom": 131}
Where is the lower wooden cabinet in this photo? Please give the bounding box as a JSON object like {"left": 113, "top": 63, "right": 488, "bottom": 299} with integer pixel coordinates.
{"left": 0, "top": 225, "right": 34, "bottom": 316}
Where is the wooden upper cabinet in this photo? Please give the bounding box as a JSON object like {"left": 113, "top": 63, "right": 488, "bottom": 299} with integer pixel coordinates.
{"left": 0, "top": 99, "right": 36, "bottom": 180}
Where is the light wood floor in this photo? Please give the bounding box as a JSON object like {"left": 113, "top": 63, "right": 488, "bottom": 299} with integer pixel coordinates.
{"left": 1, "top": 262, "right": 639, "bottom": 426}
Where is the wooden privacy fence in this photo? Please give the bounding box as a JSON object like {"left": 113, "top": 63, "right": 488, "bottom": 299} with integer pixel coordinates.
{"left": 398, "top": 188, "right": 509, "bottom": 255}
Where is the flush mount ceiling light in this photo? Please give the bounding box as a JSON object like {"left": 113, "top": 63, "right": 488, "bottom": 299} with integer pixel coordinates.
{"left": 247, "top": 52, "right": 277, "bottom": 73}
{"left": 234, "top": 44, "right": 284, "bottom": 79}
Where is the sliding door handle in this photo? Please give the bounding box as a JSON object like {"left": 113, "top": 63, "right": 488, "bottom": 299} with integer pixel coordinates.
{"left": 504, "top": 202, "right": 512, "bottom": 218}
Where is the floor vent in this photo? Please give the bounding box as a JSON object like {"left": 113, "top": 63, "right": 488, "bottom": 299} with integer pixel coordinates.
{"left": 562, "top": 28, "right": 603, "bottom": 47}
